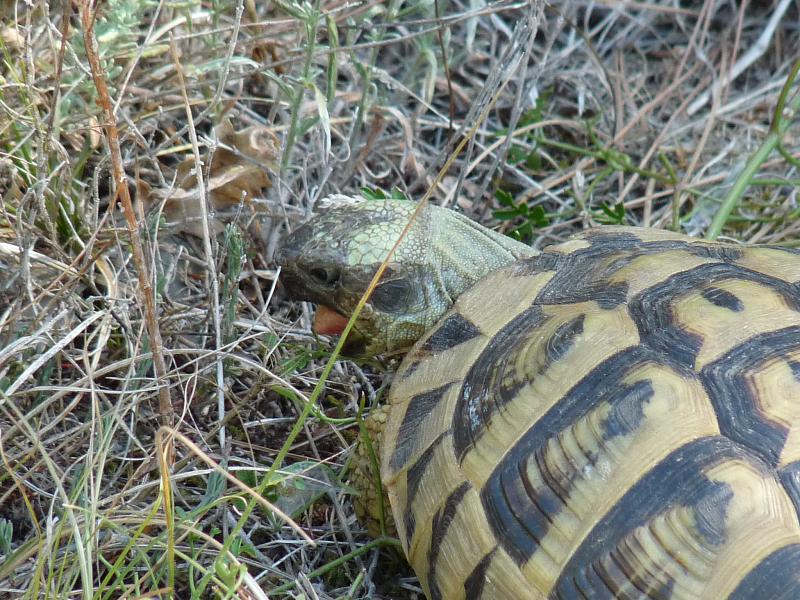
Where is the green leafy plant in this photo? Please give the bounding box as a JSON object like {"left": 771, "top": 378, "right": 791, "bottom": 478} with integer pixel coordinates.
{"left": 493, "top": 188, "right": 550, "bottom": 242}
{"left": 0, "top": 519, "right": 11, "bottom": 555}
{"left": 594, "top": 201, "right": 626, "bottom": 225}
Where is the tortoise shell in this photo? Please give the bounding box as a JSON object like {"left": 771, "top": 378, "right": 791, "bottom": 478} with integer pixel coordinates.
{"left": 380, "top": 226, "right": 800, "bottom": 599}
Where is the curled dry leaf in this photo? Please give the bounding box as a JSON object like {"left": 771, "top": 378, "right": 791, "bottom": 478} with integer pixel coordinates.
{"left": 150, "top": 120, "right": 280, "bottom": 237}
{"left": 64, "top": 114, "right": 103, "bottom": 152}
{"left": 1, "top": 26, "right": 23, "bottom": 50}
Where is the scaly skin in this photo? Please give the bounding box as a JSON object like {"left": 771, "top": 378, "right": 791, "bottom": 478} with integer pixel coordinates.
{"left": 350, "top": 405, "right": 393, "bottom": 536}
{"left": 276, "top": 195, "right": 535, "bottom": 355}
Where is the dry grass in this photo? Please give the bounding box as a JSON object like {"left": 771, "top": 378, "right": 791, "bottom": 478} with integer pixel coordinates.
{"left": 1, "top": 0, "right": 799, "bottom": 598}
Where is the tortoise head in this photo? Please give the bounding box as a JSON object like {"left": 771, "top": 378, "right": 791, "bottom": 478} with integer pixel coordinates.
{"left": 276, "top": 195, "right": 535, "bottom": 355}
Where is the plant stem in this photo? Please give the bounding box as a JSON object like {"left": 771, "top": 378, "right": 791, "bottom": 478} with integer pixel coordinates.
{"left": 706, "top": 60, "right": 800, "bottom": 239}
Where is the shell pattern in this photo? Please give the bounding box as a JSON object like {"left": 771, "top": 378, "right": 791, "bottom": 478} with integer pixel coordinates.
{"left": 381, "top": 226, "right": 800, "bottom": 600}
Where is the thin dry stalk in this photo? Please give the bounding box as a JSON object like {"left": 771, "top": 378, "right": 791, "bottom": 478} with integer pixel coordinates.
{"left": 78, "top": 1, "right": 173, "bottom": 425}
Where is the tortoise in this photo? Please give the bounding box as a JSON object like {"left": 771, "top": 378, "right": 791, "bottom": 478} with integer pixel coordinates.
{"left": 276, "top": 195, "right": 800, "bottom": 599}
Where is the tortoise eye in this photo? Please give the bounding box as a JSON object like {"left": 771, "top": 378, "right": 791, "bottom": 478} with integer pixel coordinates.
{"left": 309, "top": 267, "right": 339, "bottom": 286}
{"left": 371, "top": 278, "right": 415, "bottom": 313}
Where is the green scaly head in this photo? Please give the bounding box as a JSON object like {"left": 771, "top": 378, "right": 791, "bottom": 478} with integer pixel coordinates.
{"left": 276, "top": 195, "right": 535, "bottom": 355}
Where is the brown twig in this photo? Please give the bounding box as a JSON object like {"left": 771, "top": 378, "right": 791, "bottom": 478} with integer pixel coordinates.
{"left": 78, "top": 1, "right": 173, "bottom": 427}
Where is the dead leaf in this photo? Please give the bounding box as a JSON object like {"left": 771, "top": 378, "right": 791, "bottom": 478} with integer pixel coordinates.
{"left": 152, "top": 120, "right": 280, "bottom": 237}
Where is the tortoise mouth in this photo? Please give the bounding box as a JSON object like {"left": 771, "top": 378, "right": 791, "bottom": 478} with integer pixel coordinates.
{"left": 313, "top": 306, "right": 350, "bottom": 336}
{"left": 312, "top": 305, "right": 370, "bottom": 356}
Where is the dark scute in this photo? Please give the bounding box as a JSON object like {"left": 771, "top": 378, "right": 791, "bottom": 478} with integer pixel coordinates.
{"left": 584, "top": 230, "right": 647, "bottom": 249}
{"left": 398, "top": 358, "right": 422, "bottom": 378}
{"left": 691, "top": 244, "right": 744, "bottom": 262}
{"left": 514, "top": 252, "right": 565, "bottom": 274}
{"left": 692, "top": 482, "right": 734, "bottom": 546}
{"left": 403, "top": 510, "right": 416, "bottom": 552}
{"left": 537, "top": 268, "right": 629, "bottom": 308}
{"left": 701, "top": 286, "right": 745, "bottom": 311}
{"left": 403, "top": 432, "right": 447, "bottom": 545}
{"left": 554, "top": 437, "right": 754, "bottom": 599}
{"left": 600, "top": 379, "right": 653, "bottom": 440}
{"left": 728, "top": 544, "right": 800, "bottom": 600}
{"left": 520, "top": 231, "right": 749, "bottom": 285}
{"left": 390, "top": 383, "right": 455, "bottom": 472}
{"left": 478, "top": 346, "right": 666, "bottom": 566}
{"left": 481, "top": 449, "right": 565, "bottom": 565}
{"left": 531, "top": 232, "right": 638, "bottom": 307}
{"left": 700, "top": 326, "right": 800, "bottom": 467}
{"left": 556, "top": 559, "right": 616, "bottom": 599}
{"left": 664, "top": 263, "right": 800, "bottom": 311}
{"left": 406, "top": 433, "right": 444, "bottom": 501}
{"left": 573, "top": 551, "right": 676, "bottom": 600}
{"left": 534, "top": 446, "right": 575, "bottom": 516}
{"left": 595, "top": 283, "right": 630, "bottom": 308}
{"left": 789, "top": 360, "right": 800, "bottom": 382}
{"left": 628, "top": 274, "right": 720, "bottom": 371}
{"left": 428, "top": 582, "right": 442, "bottom": 600}
{"left": 633, "top": 569, "right": 676, "bottom": 600}
{"left": 545, "top": 314, "right": 585, "bottom": 367}
{"left": 452, "top": 239, "right": 754, "bottom": 461}
{"left": 779, "top": 462, "right": 800, "bottom": 518}
{"left": 463, "top": 549, "right": 496, "bottom": 599}
{"left": 649, "top": 323, "right": 704, "bottom": 369}
{"left": 452, "top": 306, "right": 547, "bottom": 461}
{"left": 427, "top": 481, "right": 471, "bottom": 600}
{"left": 557, "top": 556, "right": 675, "bottom": 600}
{"left": 419, "top": 313, "right": 482, "bottom": 354}
{"left": 588, "top": 233, "right": 744, "bottom": 263}
{"left": 626, "top": 262, "right": 800, "bottom": 371}
{"left": 519, "top": 233, "right": 738, "bottom": 309}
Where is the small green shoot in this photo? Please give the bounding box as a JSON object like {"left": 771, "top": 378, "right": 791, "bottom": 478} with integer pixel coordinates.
{"left": 0, "top": 519, "right": 11, "bottom": 555}
{"left": 706, "top": 59, "right": 800, "bottom": 239}
{"left": 594, "top": 201, "right": 626, "bottom": 225}
{"left": 493, "top": 189, "right": 550, "bottom": 242}
{"left": 222, "top": 224, "right": 245, "bottom": 342}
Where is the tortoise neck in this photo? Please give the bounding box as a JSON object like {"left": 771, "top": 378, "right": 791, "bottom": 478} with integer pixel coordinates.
{"left": 427, "top": 205, "right": 538, "bottom": 303}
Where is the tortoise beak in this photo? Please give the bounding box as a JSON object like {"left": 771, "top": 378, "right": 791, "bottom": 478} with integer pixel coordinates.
{"left": 274, "top": 232, "right": 318, "bottom": 304}
{"left": 276, "top": 236, "right": 368, "bottom": 355}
